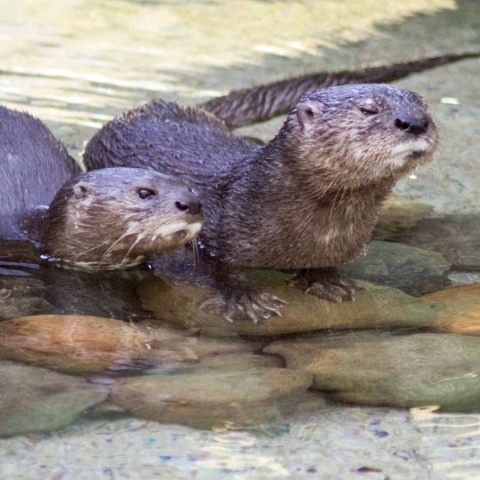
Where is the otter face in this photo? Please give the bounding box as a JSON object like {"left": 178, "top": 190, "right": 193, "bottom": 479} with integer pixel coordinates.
{"left": 292, "top": 84, "right": 439, "bottom": 189}
{"left": 41, "top": 167, "right": 203, "bottom": 270}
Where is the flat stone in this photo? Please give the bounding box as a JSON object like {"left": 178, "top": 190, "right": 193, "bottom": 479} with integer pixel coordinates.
{"left": 374, "top": 195, "right": 434, "bottom": 240}
{"left": 383, "top": 214, "right": 480, "bottom": 271}
{"left": 266, "top": 332, "right": 480, "bottom": 412}
{"left": 421, "top": 283, "right": 480, "bottom": 335}
{"left": 0, "top": 361, "right": 107, "bottom": 437}
{"left": 110, "top": 367, "right": 313, "bottom": 429}
{"left": 139, "top": 273, "right": 437, "bottom": 336}
{"left": 0, "top": 315, "right": 197, "bottom": 373}
{"left": 340, "top": 241, "right": 451, "bottom": 296}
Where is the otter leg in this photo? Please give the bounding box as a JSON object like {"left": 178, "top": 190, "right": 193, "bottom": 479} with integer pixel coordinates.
{"left": 290, "top": 267, "right": 362, "bottom": 303}
{"left": 202, "top": 266, "right": 287, "bottom": 323}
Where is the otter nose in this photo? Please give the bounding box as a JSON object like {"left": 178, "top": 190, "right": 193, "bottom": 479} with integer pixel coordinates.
{"left": 175, "top": 198, "right": 202, "bottom": 215}
{"left": 394, "top": 115, "right": 429, "bottom": 135}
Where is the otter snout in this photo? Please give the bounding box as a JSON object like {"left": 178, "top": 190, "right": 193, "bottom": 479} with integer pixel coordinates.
{"left": 175, "top": 197, "right": 202, "bottom": 216}
{"left": 394, "top": 114, "right": 430, "bottom": 136}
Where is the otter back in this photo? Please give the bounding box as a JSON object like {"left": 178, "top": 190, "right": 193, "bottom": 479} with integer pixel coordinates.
{"left": 0, "top": 106, "right": 80, "bottom": 240}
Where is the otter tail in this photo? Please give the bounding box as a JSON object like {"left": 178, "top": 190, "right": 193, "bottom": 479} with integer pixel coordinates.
{"left": 199, "top": 52, "right": 479, "bottom": 128}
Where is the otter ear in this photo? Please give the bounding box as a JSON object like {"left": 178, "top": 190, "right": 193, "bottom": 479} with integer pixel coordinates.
{"left": 296, "top": 100, "right": 323, "bottom": 129}
{"left": 72, "top": 182, "right": 90, "bottom": 200}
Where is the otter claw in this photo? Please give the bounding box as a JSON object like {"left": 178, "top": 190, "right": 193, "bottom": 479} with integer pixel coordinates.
{"left": 224, "top": 291, "right": 286, "bottom": 323}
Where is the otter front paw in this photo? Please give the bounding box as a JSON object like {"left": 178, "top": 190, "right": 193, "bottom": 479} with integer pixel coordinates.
{"left": 290, "top": 268, "right": 362, "bottom": 303}
{"left": 224, "top": 291, "right": 287, "bottom": 323}
{"left": 218, "top": 291, "right": 287, "bottom": 323}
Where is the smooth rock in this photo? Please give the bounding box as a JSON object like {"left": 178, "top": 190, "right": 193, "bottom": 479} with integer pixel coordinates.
{"left": 0, "top": 276, "right": 54, "bottom": 321}
{"left": 198, "top": 351, "right": 284, "bottom": 369}
{"left": 0, "top": 315, "right": 197, "bottom": 373}
{"left": 340, "top": 241, "right": 451, "bottom": 296}
{"left": 0, "top": 361, "right": 107, "bottom": 437}
{"left": 266, "top": 332, "right": 480, "bottom": 412}
{"left": 374, "top": 195, "right": 433, "bottom": 240}
{"left": 383, "top": 214, "right": 480, "bottom": 271}
{"left": 110, "top": 367, "right": 313, "bottom": 429}
{"left": 139, "top": 273, "right": 437, "bottom": 336}
{"left": 421, "top": 283, "right": 480, "bottom": 336}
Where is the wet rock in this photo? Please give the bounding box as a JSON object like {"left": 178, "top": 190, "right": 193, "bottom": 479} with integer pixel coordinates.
{"left": 0, "top": 276, "right": 54, "bottom": 320}
{"left": 139, "top": 273, "right": 437, "bottom": 336}
{"left": 383, "top": 214, "right": 480, "bottom": 271}
{"left": 0, "top": 361, "right": 107, "bottom": 437}
{"left": 421, "top": 283, "right": 480, "bottom": 336}
{"left": 339, "top": 241, "right": 451, "bottom": 296}
{"left": 110, "top": 367, "right": 313, "bottom": 429}
{"left": 266, "top": 332, "right": 480, "bottom": 412}
{"left": 199, "top": 351, "right": 284, "bottom": 369}
{"left": 374, "top": 195, "right": 433, "bottom": 240}
{"left": 0, "top": 315, "right": 197, "bottom": 373}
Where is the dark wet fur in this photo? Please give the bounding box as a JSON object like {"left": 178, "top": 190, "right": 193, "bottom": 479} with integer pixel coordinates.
{"left": 0, "top": 106, "right": 80, "bottom": 241}
{"left": 84, "top": 84, "right": 439, "bottom": 320}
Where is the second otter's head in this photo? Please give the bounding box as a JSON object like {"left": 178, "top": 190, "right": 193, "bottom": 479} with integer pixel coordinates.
{"left": 282, "top": 84, "right": 439, "bottom": 192}
{"left": 40, "top": 167, "right": 203, "bottom": 270}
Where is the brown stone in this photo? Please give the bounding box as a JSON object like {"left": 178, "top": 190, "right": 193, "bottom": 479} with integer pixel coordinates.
{"left": 0, "top": 315, "right": 197, "bottom": 373}
{"left": 421, "top": 283, "right": 480, "bottom": 335}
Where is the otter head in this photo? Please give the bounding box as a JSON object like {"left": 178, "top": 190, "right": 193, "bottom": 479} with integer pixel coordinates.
{"left": 283, "top": 84, "right": 439, "bottom": 192}
{"left": 40, "top": 167, "right": 203, "bottom": 270}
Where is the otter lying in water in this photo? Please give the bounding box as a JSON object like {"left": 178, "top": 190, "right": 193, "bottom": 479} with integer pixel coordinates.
{"left": 0, "top": 106, "right": 203, "bottom": 270}
{"left": 84, "top": 83, "right": 439, "bottom": 322}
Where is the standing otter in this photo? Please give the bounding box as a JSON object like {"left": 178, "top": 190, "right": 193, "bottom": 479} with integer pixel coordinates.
{"left": 0, "top": 106, "right": 203, "bottom": 270}
{"left": 200, "top": 51, "right": 479, "bottom": 128}
{"left": 84, "top": 84, "right": 438, "bottom": 321}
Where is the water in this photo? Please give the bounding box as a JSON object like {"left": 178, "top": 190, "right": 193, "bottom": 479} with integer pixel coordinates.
{"left": 1, "top": 0, "right": 480, "bottom": 478}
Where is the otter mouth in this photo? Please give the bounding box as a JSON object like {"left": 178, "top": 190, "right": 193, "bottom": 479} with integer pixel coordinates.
{"left": 388, "top": 137, "right": 435, "bottom": 169}
{"left": 160, "top": 221, "right": 203, "bottom": 243}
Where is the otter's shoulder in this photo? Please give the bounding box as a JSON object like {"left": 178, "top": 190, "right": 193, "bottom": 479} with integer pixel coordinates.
{"left": 120, "top": 99, "right": 227, "bottom": 131}
{"left": 83, "top": 100, "right": 257, "bottom": 181}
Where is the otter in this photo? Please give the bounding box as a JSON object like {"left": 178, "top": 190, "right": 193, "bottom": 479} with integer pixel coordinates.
{"left": 199, "top": 51, "right": 480, "bottom": 128}
{"left": 0, "top": 106, "right": 203, "bottom": 270}
{"left": 84, "top": 84, "right": 438, "bottom": 322}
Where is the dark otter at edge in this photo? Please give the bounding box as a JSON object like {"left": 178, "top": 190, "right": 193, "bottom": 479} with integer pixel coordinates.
{"left": 200, "top": 51, "right": 480, "bottom": 128}
{"left": 84, "top": 83, "right": 439, "bottom": 322}
{"left": 0, "top": 106, "right": 203, "bottom": 270}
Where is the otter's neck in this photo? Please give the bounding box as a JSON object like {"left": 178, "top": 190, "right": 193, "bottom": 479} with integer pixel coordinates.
{"left": 218, "top": 134, "right": 395, "bottom": 269}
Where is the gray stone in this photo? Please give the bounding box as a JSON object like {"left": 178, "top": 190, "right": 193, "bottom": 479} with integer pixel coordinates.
{"left": 384, "top": 214, "right": 480, "bottom": 271}
{"left": 0, "top": 361, "right": 108, "bottom": 437}
{"left": 340, "top": 241, "right": 451, "bottom": 296}
{"left": 266, "top": 332, "right": 480, "bottom": 412}
{"left": 110, "top": 367, "right": 313, "bottom": 429}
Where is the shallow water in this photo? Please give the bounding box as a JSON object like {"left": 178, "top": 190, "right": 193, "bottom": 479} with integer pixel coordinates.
{"left": 1, "top": 0, "right": 480, "bottom": 478}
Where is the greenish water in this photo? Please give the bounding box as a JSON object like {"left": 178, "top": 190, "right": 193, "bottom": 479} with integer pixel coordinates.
{"left": 1, "top": 1, "right": 480, "bottom": 478}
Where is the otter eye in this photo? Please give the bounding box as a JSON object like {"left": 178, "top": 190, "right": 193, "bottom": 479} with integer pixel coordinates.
{"left": 358, "top": 104, "right": 380, "bottom": 116}
{"left": 137, "top": 188, "right": 156, "bottom": 199}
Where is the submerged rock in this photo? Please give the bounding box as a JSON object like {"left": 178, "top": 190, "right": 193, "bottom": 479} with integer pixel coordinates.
{"left": 383, "top": 214, "right": 480, "bottom": 271}
{"left": 339, "top": 241, "right": 451, "bottom": 296}
{"left": 421, "top": 283, "right": 480, "bottom": 336}
{"left": 265, "top": 332, "right": 480, "bottom": 412}
{"left": 0, "top": 315, "right": 197, "bottom": 373}
{"left": 110, "top": 367, "right": 313, "bottom": 429}
{"left": 139, "top": 273, "right": 437, "bottom": 336}
{"left": 0, "top": 361, "right": 107, "bottom": 437}
{"left": 374, "top": 195, "right": 433, "bottom": 240}
{"left": 0, "top": 276, "right": 54, "bottom": 320}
